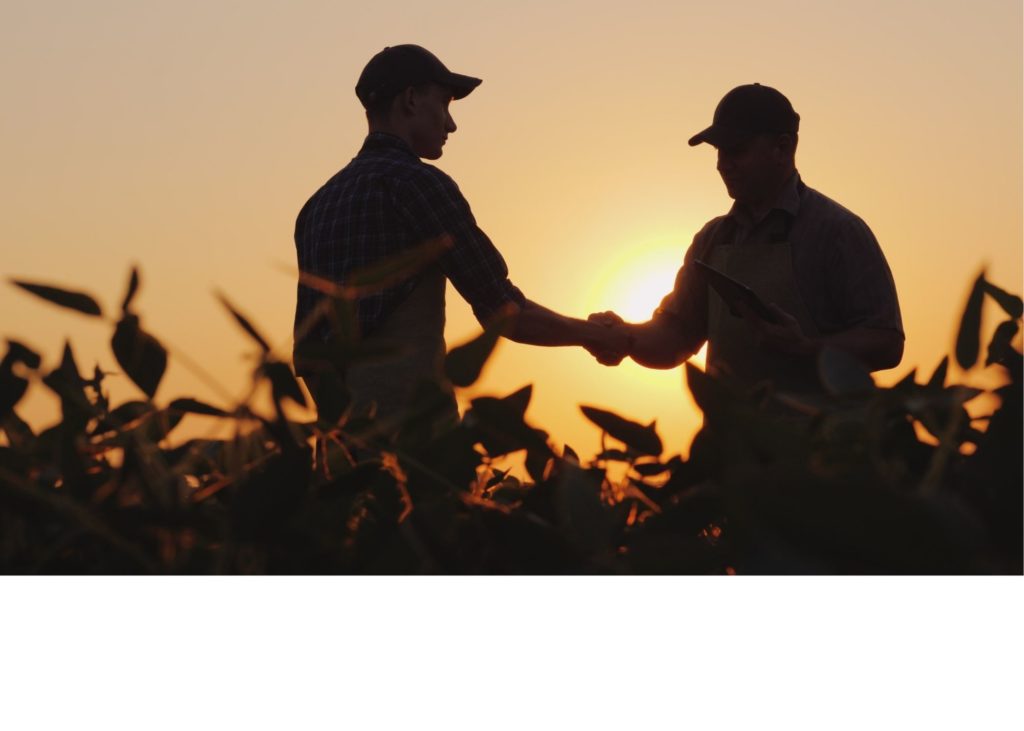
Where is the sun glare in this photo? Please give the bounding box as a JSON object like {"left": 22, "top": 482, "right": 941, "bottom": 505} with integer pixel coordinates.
{"left": 584, "top": 240, "right": 707, "bottom": 370}
{"left": 589, "top": 243, "right": 683, "bottom": 323}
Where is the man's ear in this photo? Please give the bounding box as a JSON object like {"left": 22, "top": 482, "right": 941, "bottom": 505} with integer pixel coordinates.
{"left": 775, "top": 133, "right": 796, "bottom": 158}
{"left": 397, "top": 86, "right": 418, "bottom": 117}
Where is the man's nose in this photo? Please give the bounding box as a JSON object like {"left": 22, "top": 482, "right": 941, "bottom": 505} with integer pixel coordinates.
{"left": 446, "top": 113, "right": 457, "bottom": 134}
{"left": 717, "top": 150, "right": 733, "bottom": 172}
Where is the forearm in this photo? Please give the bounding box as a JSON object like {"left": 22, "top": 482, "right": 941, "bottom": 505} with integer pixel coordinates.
{"left": 625, "top": 319, "right": 701, "bottom": 370}
{"left": 505, "top": 299, "right": 607, "bottom": 347}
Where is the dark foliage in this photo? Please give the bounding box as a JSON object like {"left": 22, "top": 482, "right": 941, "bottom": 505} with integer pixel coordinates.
{"left": 1, "top": 268, "right": 1020, "bottom": 574}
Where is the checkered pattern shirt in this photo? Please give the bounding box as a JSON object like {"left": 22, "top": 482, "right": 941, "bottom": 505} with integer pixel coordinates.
{"left": 293, "top": 132, "right": 525, "bottom": 350}
{"left": 657, "top": 173, "right": 903, "bottom": 357}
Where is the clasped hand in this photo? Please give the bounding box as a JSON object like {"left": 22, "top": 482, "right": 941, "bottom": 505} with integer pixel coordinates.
{"left": 585, "top": 310, "right": 631, "bottom": 366}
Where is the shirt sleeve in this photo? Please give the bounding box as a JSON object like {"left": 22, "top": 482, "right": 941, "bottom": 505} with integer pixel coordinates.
{"left": 826, "top": 215, "right": 904, "bottom": 335}
{"left": 395, "top": 167, "right": 525, "bottom": 324}
{"left": 653, "top": 220, "right": 718, "bottom": 356}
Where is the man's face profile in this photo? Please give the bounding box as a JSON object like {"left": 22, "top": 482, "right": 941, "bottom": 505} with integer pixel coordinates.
{"left": 407, "top": 83, "right": 457, "bottom": 160}
{"left": 715, "top": 133, "right": 790, "bottom": 205}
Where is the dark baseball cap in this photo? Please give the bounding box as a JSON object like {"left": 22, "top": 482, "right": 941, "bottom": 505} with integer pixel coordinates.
{"left": 355, "top": 45, "right": 482, "bottom": 108}
{"left": 688, "top": 83, "right": 800, "bottom": 148}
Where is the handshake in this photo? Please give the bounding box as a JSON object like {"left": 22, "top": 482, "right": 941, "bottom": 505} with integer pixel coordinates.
{"left": 584, "top": 310, "right": 633, "bottom": 366}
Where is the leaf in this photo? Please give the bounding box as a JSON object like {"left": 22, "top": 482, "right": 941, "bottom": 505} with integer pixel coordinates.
{"left": 444, "top": 308, "right": 513, "bottom": 387}
{"left": 894, "top": 368, "right": 917, "bottom": 390}
{"left": 94, "top": 400, "right": 154, "bottom": 434}
{"left": 596, "top": 449, "right": 631, "bottom": 462}
{"left": 261, "top": 361, "right": 307, "bottom": 407}
{"left": 554, "top": 463, "right": 612, "bottom": 555}
{"left": 10, "top": 280, "right": 103, "bottom": 317}
{"left": 926, "top": 356, "right": 948, "bottom": 390}
{"left": 503, "top": 384, "right": 532, "bottom": 416}
{"left": 633, "top": 461, "right": 670, "bottom": 477}
{"left": 982, "top": 281, "right": 1024, "bottom": 320}
{"left": 42, "top": 342, "right": 91, "bottom": 429}
{"left": 121, "top": 266, "right": 140, "bottom": 313}
{"left": 580, "top": 405, "right": 662, "bottom": 456}
{"left": 2, "top": 340, "right": 42, "bottom": 370}
{"left": 985, "top": 319, "right": 1021, "bottom": 368}
{"left": 818, "top": 347, "right": 874, "bottom": 395}
{"left": 0, "top": 340, "right": 39, "bottom": 416}
{"left": 955, "top": 270, "right": 986, "bottom": 370}
{"left": 0, "top": 369, "right": 28, "bottom": 417}
{"left": 562, "top": 443, "right": 580, "bottom": 464}
{"left": 168, "top": 397, "right": 229, "bottom": 418}
{"left": 467, "top": 389, "right": 550, "bottom": 458}
{"left": 345, "top": 234, "right": 453, "bottom": 296}
{"left": 111, "top": 314, "right": 167, "bottom": 399}
{"left": 216, "top": 292, "right": 270, "bottom": 352}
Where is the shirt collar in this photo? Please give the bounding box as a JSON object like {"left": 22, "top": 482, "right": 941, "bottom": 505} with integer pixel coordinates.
{"left": 727, "top": 171, "right": 804, "bottom": 225}
{"left": 360, "top": 132, "right": 418, "bottom": 157}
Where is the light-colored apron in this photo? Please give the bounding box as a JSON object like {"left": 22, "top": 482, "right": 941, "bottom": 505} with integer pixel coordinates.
{"left": 705, "top": 217, "right": 821, "bottom": 393}
{"left": 346, "top": 265, "right": 459, "bottom": 425}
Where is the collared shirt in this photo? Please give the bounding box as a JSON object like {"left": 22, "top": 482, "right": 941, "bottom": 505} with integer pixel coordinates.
{"left": 657, "top": 173, "right": 904, "bottom": 356}
{"left": 293, "top": 132, "right": 525, "bottom": 349}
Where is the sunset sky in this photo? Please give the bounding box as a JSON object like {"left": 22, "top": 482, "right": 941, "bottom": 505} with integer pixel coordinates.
{"left": 2, "top": 0, "right": 1021, "bottom": 459}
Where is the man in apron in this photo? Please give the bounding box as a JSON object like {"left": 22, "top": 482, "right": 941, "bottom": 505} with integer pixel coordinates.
{"left": 588, "top": 84, "right": 904, "bottom": 394}
{"left": 294, "top": 45, "right": 626, "bottom": 430}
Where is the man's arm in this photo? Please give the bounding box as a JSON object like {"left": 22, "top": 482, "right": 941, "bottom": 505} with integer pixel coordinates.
{"left": 587, "top": 311, "right": 702, "bottom": 369}
{"left": 739, "top": 301, "right": 903, "bottom": 371}
{"left": 504, "top": 299, "right": 632, "bottom": 353}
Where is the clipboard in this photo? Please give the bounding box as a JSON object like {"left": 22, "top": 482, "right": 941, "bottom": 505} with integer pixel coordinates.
{"left": 694, "top": 259, "right": 780, "bottom": 324}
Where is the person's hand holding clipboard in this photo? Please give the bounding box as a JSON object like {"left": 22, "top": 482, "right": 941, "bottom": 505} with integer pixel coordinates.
{"left": 694, "top": 260, "right": 781, "bottom": 324}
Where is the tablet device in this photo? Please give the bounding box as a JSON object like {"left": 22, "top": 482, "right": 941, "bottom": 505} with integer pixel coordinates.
{"left": 694, "top": 259, "right": 780, "bottom": 323}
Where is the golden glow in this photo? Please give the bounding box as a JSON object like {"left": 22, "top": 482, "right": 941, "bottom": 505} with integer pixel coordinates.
{"left": 587, "top": 240, "right": 682, "bottom": 323}
{"left": 1, "top": 1, "right": 1020, "bottom": 463}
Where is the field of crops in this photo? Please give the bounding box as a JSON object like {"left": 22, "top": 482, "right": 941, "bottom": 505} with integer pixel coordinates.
{"left": 1, "top": 265, "right": 1020, "bottom": 574}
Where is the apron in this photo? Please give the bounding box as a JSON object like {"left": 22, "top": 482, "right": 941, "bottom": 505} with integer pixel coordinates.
{"left": 705, "top": 216, "right": 822, "bottom": 394}
{"left": 346, "top": 265, "right": 459, "bottom": 425}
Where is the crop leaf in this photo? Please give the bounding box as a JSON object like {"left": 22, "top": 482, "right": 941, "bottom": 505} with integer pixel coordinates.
{"left": 986, "top": 319, "right": 1021, "bottom": 368}
{"left": 444, "top": 308, "right": 512, "bottom": 387}
{"left": 216, "top": 292, "right": 270, "bottom": 353}
{"left": 121, "top": 266, "right": 140, "bottom": 313}
{"left": 2, "top": 340, "right": 42, "bottom": 371}
{"left": 926, "top": 356, "right": 948, "bottom": 390}
{"left": 261, "top": 361, "right": 307, "bottom": 408}
{"left": 10, "top": 280, "right": 103, "bottom": 317}
{"left": 345, "top": 235, "right": 452, "bottom": 296}
{"left": 982, "top": 281, "right": 1023, "bottom": 320}
{"left": 955, "top": 271, "right": 986, "bottom": 369}
{"left": 580, "top": 405, "right": 662, "bottom": 456}
{"left": 111, "top": 314, "right": 167, "bottom": 399}
{"left": 168, "top": 397, "right": 229, "bottom": 418}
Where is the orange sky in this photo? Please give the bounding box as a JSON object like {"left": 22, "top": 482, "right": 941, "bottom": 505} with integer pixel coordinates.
{"left": 2, "top": 0, "right": 1021, "bottom": 460}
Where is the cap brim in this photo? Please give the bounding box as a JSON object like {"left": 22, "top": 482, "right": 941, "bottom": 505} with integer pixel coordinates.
{"left": 441, "top": 72, "right": 482, "bottom": 99}
{"left": 687, "top": 125, "right": 751, "bottom": 148}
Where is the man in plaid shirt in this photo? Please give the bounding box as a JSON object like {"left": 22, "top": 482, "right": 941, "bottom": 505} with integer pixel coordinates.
{"left": 294, "top": 45, "right": 625, "bottom": 424}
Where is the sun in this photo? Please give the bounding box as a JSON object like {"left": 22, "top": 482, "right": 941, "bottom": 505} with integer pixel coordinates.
{"left": 583, "top": 238, "right": 707, "bottom": 369}
{"left": 586, "top": 239, "right": 684, "bottom": 323}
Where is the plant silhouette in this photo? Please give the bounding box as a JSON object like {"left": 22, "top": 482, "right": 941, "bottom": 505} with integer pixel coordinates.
{"left": 1, "top": 266, "right": 1020, "bottom": 574}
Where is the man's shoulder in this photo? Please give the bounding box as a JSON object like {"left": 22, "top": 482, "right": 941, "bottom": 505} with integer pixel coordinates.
{"left": 691, "top": 214, "right": 732, "bottom": 247}
{"left": 798, "top": 182, "right": 869, "bottom": 230}
{"left": 694, "top": 214, "right": 732, "bottom": 239}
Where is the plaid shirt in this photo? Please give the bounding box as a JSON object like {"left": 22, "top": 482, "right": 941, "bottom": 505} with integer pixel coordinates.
{"left": 657, "top": 173, "right": 903, "bottom": 357}
{"left": 294, "top": 132, "right": 525, "bottom": 349}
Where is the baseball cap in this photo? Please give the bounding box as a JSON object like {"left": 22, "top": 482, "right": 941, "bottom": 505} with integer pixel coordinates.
{"left": 355, "top": 45, "right": 482, "bottom": 108}
{"left": 688, "top": 83, "right": 800, "bottom": 148}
